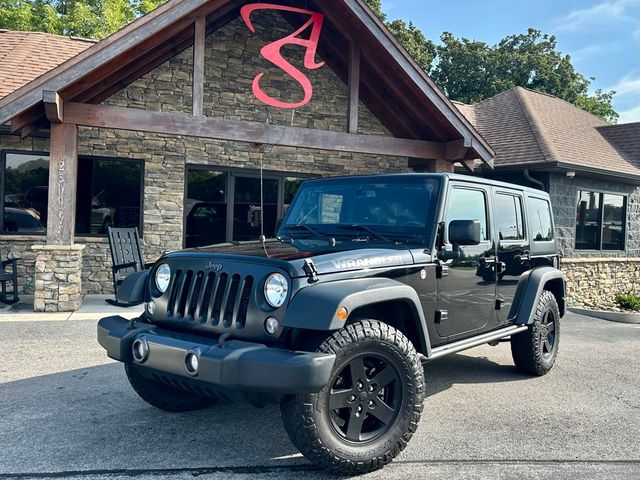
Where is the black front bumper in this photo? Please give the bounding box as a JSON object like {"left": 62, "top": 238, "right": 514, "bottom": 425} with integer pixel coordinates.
{"left": 97, "top": 316, "right": 335, "bottom": 397}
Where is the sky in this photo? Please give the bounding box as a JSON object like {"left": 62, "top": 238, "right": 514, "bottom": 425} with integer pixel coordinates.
{"left": 380, "top": 0, "right": 640, "bottom": 124}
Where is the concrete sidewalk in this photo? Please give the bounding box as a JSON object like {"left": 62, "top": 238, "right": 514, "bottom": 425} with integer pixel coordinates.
{"left": 0, "top": 295, "right": 144, "bottom": 321}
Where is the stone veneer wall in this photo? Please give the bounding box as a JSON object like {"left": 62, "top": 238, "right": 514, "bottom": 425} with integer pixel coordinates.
{"left": 32, "top": 245, "right": 84, "bottom": 311}
{"left": 0, "top": 10, "right": 409, "bottom": 297}
{"left": 563, "top": 258, "right": 640, "bottom": 310}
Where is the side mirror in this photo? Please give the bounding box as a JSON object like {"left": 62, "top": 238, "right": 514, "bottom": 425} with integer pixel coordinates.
{"left": 449, "top": 220, "right": 481, "bottom": 246}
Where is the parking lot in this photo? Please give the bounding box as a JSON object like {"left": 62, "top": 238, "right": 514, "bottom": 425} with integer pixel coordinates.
{"left": 1, "top": 312, "right": 638, "bottom": 480}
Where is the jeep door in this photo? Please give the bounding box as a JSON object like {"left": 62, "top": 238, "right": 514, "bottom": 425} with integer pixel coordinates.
{"left": 493, "top": 190, "right": 529, "bottom": 325}
{"left": 436, "top": 183, "right": 497, "bottom": 340}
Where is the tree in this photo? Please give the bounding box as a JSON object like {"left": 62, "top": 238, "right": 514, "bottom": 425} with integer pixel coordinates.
{"left": 0, "top": 0, "right": 618, "bottom": 122}
{"left": 363, "top": 1, "right": 618, "bottom": 123}
{"left": 0, "top": 0, "right": 165, "bottom": 39}
{"left": 364, "top": 0, "right": 436, "bottom": 71}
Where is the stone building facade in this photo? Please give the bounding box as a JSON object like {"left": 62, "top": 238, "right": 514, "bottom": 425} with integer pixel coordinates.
{"left": 0, "top": 12, "right": 410, "bottom": 301}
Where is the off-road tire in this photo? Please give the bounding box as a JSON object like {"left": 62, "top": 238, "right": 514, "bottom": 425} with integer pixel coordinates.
{"left": 511, "top": 290, "right": 560, "bottom": 376}
{"left": 125, "top": 363, "right": 216, "bottom": 412}
{"left": 281, "top": 320, "right": 425, "bottom": 475}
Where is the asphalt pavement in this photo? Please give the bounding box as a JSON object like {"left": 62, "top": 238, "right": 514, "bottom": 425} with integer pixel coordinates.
{"left": 0, "top": 312, "right": 638, "bottom": 479}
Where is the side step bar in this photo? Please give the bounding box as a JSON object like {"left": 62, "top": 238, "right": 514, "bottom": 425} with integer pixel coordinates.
{"left": 421, "top": 325, "right": 529, "bottom": 363}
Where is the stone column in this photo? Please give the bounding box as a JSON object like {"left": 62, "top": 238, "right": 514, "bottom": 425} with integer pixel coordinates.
{"left": 32, "top": 245, "right": 85, "bottom": 312}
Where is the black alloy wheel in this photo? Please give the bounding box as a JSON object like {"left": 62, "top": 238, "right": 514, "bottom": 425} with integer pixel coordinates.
{"left": 511, "top": 289, "right": 561, "bottom": 376}
{"left": 281, "top": 320, "right": 425, "bottom": 475}
{"left": 538, "top": 310, "right": 557, "bottom": 359}
{"left": 328, "top": 353, "right": 402, "bottom": 443}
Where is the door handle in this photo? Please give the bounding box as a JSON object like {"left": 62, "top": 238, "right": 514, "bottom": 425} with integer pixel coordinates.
{"left": 515, "top": 251, "right": 530, "bottom": 263}
{"left": 481, "top": 256, "right": 496, "bottom": 266}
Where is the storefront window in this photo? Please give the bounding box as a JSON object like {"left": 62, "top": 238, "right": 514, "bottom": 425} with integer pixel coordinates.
{"left": 576, "top": 190, "right": 626, "bottom": 250}
{"left": 1, "top": 151, "right": 143, "bottom": 236}
{"left": 75, "top": 158, "right": 143, "bottom": 235}
{"left": 184, "top": 167, "right": 311, "bottom": 248}
{"left": 2, "top": 152, "right": 50, "bottom": 234}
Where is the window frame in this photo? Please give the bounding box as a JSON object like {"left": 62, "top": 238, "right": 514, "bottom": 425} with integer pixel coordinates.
{"left": 183, "top": 164, "right": 315, "bottom": 247}
{"left": 0, "top": 149, "right": 145, "bottom": 238}
{"left": 575, "top": 189, "right": 627, "bottom": 252}
{"left": 494, "top": 191, "right": 527, "bottom": 244}
{"left": 442, "top": 185, "right": 492, "bottom": 245}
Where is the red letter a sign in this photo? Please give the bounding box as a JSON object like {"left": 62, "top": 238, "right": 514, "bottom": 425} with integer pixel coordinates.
{"left": 241, "top": 3, "right": 325, "bottom": 109}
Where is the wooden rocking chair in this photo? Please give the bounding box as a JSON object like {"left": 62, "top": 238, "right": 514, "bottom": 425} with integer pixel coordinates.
{"left": 107, "top": 226, "right": 154, "bottom": 307}
{"left": 0, "top": 255, "right": 19, "bottom": 305}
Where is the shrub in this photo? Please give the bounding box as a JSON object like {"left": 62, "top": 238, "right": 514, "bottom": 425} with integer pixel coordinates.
{"left": 614, "top": 292, "right": 640, "bottom": 312}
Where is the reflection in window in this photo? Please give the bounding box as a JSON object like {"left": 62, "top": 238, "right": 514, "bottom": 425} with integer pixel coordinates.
{"left": 185, "top": 170, "right": 228, "bottom": 248}
{"left": 184, "top": 168, "right": 310, "bottom": 248}
{"left": 576, "top": 190, "right": 625, "bottom": 250}
{"left": 2, "top": 153, "right": 49, "bottom": 234}
{"left": 75, "top": 158, "right": 143, "bottom": 235}
{"left": 445, "top": 188, "right": 488, "bottom": 241}
{"left": 495, "top": 194, "right": 525, "bottom": 240}
{"left": 233, "top": 176, "right": 279, "bottom": 242}
{"left": 529, "top": 197, "right": 554, "bottom": 242}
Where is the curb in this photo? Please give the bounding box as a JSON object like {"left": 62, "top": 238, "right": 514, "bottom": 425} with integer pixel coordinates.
{"left": 569, "top": 308, "right": 640, "bottom": 324}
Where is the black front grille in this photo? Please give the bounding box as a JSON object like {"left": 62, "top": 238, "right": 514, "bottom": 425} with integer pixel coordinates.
{"left": 167, "top": 270, "right": 254, "bottom": 329}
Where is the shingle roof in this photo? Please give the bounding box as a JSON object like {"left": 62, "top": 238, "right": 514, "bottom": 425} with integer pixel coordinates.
{"left": 597, "top": 122, "right": 640, "bottom": 170}
{"left": 456, "top": 86, "right": 640, "bottom": 178}
{"left": 0, "top": 30, "right": 94, "bottom": 99}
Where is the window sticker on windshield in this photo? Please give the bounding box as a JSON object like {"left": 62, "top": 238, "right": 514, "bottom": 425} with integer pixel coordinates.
{"left": 320, "top": 194, "right": 343, "bottom": 223}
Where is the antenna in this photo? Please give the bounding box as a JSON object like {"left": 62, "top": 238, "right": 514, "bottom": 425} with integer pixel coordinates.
{"left": 259, "top": 147, "right": 268, "bottom": 256}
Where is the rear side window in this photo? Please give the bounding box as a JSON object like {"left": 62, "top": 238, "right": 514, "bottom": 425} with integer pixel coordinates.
{"left": 528, "top": 197, "right": 554, "bottom": 242}
{"left": 495, "top": 193, "right": 525, "bottom": 241}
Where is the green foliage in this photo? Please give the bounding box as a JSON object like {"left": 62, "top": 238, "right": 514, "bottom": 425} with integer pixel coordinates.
{"left": 0, "top": 0, "right": 165, "bottom": 39}
{"left": 363, "top": 1, "right": 617, "bottom": 123}
{"left": 615, "top": 292, "right": 640, "bottom": 312}
{"left": 0, "top": 0, "right": 619, "bottom": 122}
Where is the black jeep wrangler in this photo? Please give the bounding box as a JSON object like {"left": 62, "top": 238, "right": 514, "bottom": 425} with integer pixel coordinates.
{"left": 98, "top": 173, "right": 565, "bottom": 474}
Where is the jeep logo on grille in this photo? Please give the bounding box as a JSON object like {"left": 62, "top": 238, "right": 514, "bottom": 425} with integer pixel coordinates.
{"left": 204, "top": 261, "right": 223, "bottom": 272}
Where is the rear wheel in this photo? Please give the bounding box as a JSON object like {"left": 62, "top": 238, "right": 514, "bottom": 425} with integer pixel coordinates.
{"left": 125, "top": 364, "right": 217, "bottom": 412}
{"left": 511, "top": 290, "right": 560, "bottom": 376}
{"left": 281, "top": 320, "right": 425, "bottom": 475}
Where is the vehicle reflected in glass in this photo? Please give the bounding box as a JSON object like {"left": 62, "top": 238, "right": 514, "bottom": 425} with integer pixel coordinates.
{"left": 3, "top": 207, "right": 45, "bottom": 234}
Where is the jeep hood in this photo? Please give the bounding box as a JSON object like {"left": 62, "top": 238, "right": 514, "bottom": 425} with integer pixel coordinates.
{"left": 165, "top": 240, "right": 415, "bottom": 278}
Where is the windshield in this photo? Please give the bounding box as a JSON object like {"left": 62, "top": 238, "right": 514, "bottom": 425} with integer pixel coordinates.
{"left": 279, "top": 176, "right": 441, "bottom": 248}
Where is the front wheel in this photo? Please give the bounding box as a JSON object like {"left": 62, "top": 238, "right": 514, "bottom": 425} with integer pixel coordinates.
{"left": 281, "top": 320, "right": 425, "bottom": 475}
{"left": 511, "top": 290, "right": 560, "bottom": 376}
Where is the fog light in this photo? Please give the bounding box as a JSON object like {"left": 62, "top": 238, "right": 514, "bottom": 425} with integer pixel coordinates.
{"left": 265, "top": 317, "right": 279, "bottom": 335}
{"left": 147, "top": 301, "right": 155, "bottom": 315}
{"left": 132, "top": 338, "right": 149, "bottom": 363}
{"left": 185, "top": 352, "right": 199, "bottom": 375}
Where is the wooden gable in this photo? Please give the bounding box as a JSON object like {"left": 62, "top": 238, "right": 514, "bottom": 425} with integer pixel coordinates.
{"left": 0, "top": 0, "right": 494, "bottom": 167}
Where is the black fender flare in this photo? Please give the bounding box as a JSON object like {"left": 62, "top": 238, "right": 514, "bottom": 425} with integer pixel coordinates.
{"left": 282, "top": 277, "right": 431, "bottom": 356}
{"left": 115, "top": 270, "right": 149, "bottom": 306}
{"left": 509, "top": 266, "right": 566, "bottom": 325}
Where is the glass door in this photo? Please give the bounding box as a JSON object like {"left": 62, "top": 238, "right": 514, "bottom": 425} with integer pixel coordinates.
{"left": 231, "top": 175, "right": 279, "bottom": 242}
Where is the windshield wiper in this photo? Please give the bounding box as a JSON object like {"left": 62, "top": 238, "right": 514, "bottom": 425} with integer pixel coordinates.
{"left": 335, "top": 224, "right": 391, "bottom": 243}
{"left": 282, "top": 224, "right": 327, "bottom": 238}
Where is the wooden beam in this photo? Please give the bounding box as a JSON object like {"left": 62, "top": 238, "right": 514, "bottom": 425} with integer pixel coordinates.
{"left": 43, "top": 91, "right": 63, "bottom": 123}
{"left": 47, "top": 123, "right": 78, "bottom": 245}
{"left": 347, "top": 42, "right": 360, "bottom": 134}
{"left": 445, "top": 138, "right": 471, "bottom": 161}
{"left": 192, "top": 17, "right": 206, "bottom": 116}
{"left": 64, "top": 102, "right": 445, "bottom": 160}
{"left": 458, "top": 159, "right": 476, "bottom": 173}
{"left": 10, "top": 107, "right": 43, "bottom": 133}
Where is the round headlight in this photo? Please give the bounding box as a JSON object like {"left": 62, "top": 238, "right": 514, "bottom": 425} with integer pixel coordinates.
{"left": 264, "top": 273, "right": 288, "bottom": 308}
{"left": 155, "top": 264, "right": 171, "bottom": 294}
